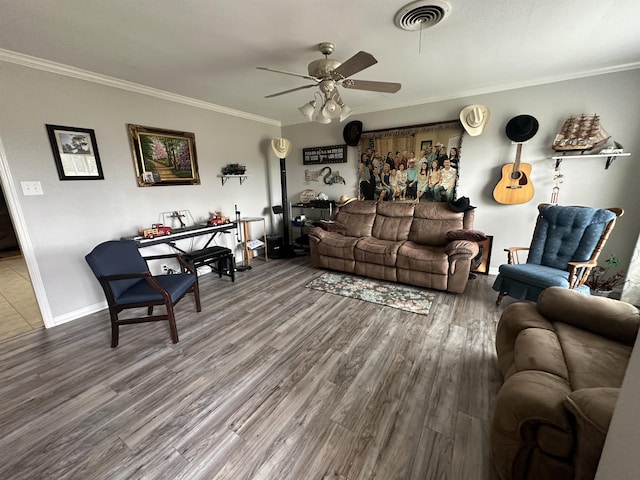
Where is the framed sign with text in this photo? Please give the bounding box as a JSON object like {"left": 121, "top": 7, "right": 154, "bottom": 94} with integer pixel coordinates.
{"left": 302, "top": 144, "right": 347, "bottom": 165}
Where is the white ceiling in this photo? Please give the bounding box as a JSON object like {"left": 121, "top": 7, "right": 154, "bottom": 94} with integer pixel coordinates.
{"left": 1, "top": 0, "right": 639, "bottom": 126}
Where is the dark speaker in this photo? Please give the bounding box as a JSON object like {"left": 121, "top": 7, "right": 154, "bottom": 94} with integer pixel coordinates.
{"left": 267, "top": 235, "right": 283, "bottom": 259}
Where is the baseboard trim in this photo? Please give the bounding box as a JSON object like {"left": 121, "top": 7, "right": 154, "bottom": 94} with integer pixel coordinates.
{"left": 52, "top": 301, "right": 107, "bottom": 327}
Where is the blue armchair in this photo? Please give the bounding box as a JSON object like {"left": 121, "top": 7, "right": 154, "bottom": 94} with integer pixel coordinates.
{"left": 85, "top": 240, "right": 201, "bottom": 347}
{"left": 493, "top": 203, "right": 622, "bottom": 305}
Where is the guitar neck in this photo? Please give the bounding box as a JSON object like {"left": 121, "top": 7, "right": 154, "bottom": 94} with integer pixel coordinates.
{"left": 513, "top": 143, "right": 523, "bottom": 172}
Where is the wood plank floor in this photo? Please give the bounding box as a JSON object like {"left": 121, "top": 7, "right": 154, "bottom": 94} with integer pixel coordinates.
{"left": 0, "top": 257, "right": 505, "bottom": 480}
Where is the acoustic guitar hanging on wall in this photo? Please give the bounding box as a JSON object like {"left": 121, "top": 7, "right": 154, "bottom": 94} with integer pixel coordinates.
{"left": 493, "top": 114, "right": 539, "bottom": 205}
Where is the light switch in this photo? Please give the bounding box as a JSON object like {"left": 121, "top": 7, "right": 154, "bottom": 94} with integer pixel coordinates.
{"left": 21, "top": 181, "right": 44, "bottom": 195}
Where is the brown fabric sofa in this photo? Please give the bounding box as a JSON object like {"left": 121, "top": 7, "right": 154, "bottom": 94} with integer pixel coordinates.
{"left": 491, "top": 286, "right": 640, "bottom": 480}
{"left": 307, "top": 200, "right": 479, "bottom": 293}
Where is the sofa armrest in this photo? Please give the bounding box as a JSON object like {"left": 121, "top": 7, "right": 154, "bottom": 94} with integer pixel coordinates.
{"left": 537, "top": 287, "right": 640, "bottom": 346}
{"left": 491, "top": 370, "right": 574, "bottom": 480}
{"left": 496, "top": 302, "right": 555, "bottom": 377}
{"left": 445, "top": 239, "right": 479, "bottom": 258}
{"left": 564, "top": 388, "right": 619, "bottom": 480}
{"left": 307, "top": 226, "right": 331, "bottom": 241}
{"left": 311, "top": 220, "right": 347, "bottom": 234}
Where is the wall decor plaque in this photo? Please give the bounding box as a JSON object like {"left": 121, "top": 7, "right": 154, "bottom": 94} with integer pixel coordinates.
{"left": 303, "top": 144, "right": 347, "bottom": 165}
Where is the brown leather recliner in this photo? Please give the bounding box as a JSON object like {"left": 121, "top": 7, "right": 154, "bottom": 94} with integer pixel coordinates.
{"left": 491, "top": 286, "right": 640, "bottom": 479}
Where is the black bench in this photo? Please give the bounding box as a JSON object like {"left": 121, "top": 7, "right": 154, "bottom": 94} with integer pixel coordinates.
{"left": 182, "top": 246, "right": 235, "bottom": 282}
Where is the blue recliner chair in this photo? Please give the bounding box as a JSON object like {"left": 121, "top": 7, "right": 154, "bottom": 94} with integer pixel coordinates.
{"left": 493, "top": 203, "right": 623, "bottom": 305}
{"left": 85, "top": 240, "right": 201, "bottom": 347}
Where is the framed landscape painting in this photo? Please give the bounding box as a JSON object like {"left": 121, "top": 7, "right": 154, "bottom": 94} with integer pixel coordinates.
{"left": 128, "top": 124, "right": 200, "bottom": 186}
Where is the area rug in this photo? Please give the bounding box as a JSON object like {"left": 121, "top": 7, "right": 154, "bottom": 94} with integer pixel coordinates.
{"left": 305, "top": 272, "right": 435, "bottom": 316}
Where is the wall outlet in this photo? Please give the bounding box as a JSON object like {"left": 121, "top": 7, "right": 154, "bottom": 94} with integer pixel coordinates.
{"left": 21, "top": 181, "right": 43, "bottom": 196}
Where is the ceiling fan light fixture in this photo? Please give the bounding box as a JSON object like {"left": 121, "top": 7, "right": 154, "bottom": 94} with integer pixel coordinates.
{"left": 314, "top": 111, "right": 332, "bottom": 124}
{"left": 298, "top": 100, "right": 316, "bottom": 120}
{"left": 321, "top": 98, "right": 341, "bottom": 119}
{"left": 339, "top": 104, "right": 353, "bottom": 122}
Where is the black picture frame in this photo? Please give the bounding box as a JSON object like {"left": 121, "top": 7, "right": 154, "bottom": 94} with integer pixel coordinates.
{"left": 303, "top": 144, "right": 347, "bottom": 165}
{"left": 46, "top": 124, "right": 104, "bottom": 180}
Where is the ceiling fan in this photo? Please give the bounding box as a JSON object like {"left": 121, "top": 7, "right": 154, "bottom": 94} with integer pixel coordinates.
{"left": 257, "top": 42, "right": 401, "bottom": 123}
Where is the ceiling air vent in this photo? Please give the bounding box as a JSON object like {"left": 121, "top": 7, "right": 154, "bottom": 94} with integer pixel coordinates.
{"left": 394, "top": 0, "right": 451, "bottom": 31}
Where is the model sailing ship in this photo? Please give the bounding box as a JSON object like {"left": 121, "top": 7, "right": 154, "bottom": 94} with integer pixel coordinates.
{"left": 552, "top": 114, "right": 610, "bottom": 152}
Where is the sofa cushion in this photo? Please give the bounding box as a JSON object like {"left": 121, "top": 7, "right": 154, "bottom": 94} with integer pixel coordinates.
{"left": 396, "top": 242, "right": 449, "bottom": 274}
{"left": 537, "top": 287, "right": 640, "bottom": 345}
{"left": 334, "top": 200, "right": 377, "bottom": 238}
{"left": 409, "top": 202, "right": 465, "bottom": 246}
{"left": 371, "top": 202, "right": 415, "bottom": 241}
{"left": 354, "top": 237, "right": 404, "bottom": 266}
{"left": 513, "top": 328, "right": 569, "bottom": 381}
{"left": 556, "top": 322, "right": 633, "bottom": 390}
{"left": 493, "top": 263, "right": 590, "bottom": 303}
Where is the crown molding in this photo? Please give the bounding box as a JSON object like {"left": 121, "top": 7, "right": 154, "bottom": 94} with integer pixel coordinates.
{"left": 354, "top": 61, "right": 640, "bottom": 118}
{"left": 0, "top": 48, "right": 281, "bottom": 127}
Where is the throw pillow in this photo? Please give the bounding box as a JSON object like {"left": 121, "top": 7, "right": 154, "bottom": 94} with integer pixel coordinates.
{"left": 313, "top": 220, "right": 347, "bottom": 233}
{"left": 446, "top": 229, "right": 487, "bottom": 242}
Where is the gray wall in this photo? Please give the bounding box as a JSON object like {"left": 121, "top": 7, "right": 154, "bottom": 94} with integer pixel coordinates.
{"left": 283, "top": 69, "right": 640, "bottom": 283}
{"left": 0, "top": 61, "right": 281, "bottom": 323}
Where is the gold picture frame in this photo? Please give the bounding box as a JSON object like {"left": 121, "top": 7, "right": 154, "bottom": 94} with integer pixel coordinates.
{"left": 128, "top": 124, "right": 200, "bottom": 186}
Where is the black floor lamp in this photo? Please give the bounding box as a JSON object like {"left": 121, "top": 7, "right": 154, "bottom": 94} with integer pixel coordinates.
{"left": 271, "top": 138, "right": 293, "bottom": 256}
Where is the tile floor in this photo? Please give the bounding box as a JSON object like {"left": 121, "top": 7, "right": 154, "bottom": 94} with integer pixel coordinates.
{"left": 0, "top": 255, "right": 43, "bottom": 341}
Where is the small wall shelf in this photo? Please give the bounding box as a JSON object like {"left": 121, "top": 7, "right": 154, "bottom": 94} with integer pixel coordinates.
{"left": 217, "top": 174, "right": 248, "bottom": 185}
{"left": 551, "top": 153, "right": 631, "bottom": 170}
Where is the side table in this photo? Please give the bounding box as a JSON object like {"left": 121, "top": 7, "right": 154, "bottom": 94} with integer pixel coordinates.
{"left": 240, "top": 217, "right": 268, "bottom": 265}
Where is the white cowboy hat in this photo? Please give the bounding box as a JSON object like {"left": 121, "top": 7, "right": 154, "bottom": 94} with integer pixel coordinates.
{"left": 460, "top": 104, "right": 490, "bottom": 136}
{"left": 336, "top": 195, "right": 357, "bottom": 207}
{"left": 271, "top": 138, "right": 292, "bottom": 158}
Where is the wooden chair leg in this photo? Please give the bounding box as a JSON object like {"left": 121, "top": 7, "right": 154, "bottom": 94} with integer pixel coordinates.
{"left": 193, "top": 282, "right": 201, "bottom": 312}
{"left": 167, "top": 304, "right": 179, "bottom": 343}
{"left": 496, "top": 292, "right": 506, "bottom": 306}
{"left": 109, "top": 311, "right": 119, "bottom": 348}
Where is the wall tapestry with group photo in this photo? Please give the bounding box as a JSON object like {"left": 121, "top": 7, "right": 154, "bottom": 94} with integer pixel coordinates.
{"left": 357, "top": 120, "right": 464, "bottom": 203}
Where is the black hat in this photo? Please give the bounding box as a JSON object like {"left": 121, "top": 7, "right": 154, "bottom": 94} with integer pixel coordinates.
{"left": 505, "top": 115, "right": 539, "bottom": 142}
{"left": 343, "top": 120, "right": 363, "bottom": 146}
{"left": 448, "top": 196, "right": 476, "bottom": 212}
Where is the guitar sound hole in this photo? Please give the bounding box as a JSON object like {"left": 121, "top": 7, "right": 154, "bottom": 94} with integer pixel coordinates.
{"left": 510, "top": 171, "right": 522, "bottom": 180}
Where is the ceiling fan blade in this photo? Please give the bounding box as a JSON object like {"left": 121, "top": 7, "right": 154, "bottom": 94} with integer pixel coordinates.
{"left": 331, "top": 51, "right": 377, "bottom": 79}
{"left": 264, "top": 84, "right": 316, "bottom": 98}
{"left": 256, "top": 66, "right": 317, "bottom": 81}
{"left": 342, "top": 79, "right": 401, "bottom": 93}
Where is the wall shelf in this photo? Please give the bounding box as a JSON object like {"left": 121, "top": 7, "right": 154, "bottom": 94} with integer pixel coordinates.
{"left": 217, "top": 174, "right": 248, "bottom": 185}
{"left": 551, "top": 152, "right": 631, "bottom": 170}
